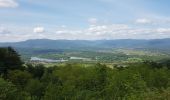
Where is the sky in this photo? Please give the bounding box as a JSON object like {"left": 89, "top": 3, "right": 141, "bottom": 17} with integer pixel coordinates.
{"left": 0, "top": 0, "right": 170, "bottom": 42}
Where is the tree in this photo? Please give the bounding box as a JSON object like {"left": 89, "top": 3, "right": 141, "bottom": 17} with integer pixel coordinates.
{"left": 26, "top": 79, "right": 45, "bottom": 100}
{"left": 95, "top": 63, "right": 107, "bottom": 91}
{"left": 44, "top": 83, "right": 63, "bottom": 100}
{"left": 8, "top": 70, "right": 32, "bottom": 89}
{"left": 0, "top": 78, "right": 18, "bottom": 100}
{"left": 26, "top": 64, "right": 45, "bottom": 79}
{"left": 105, "top": 69, "right": 147, "bottom": 100}
{"left": 0, "top": 47, "right": 23, "bottom": 75}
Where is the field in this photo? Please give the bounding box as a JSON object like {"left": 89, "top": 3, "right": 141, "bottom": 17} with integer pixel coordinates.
{"left": 17, "top": 47, "right": 170, "bottom": 66}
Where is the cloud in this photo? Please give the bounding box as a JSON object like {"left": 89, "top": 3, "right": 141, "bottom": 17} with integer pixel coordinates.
{"left": 136, "top": 18, "right": 152, "bottom": 24}
{"left": 0, "top": 0, "right": 18, "bottom": 8}
{"left": 33, "top": 27, "right": 45, "bottom": 33}
{"left": 135, "top": 17, "right": 170, "bottom": 25}
{"left": 87, "top": 24, "right": 129, "bottom": 33}
{"left": 54, "top": 24, "right": 131, "bottom": 40}
{"left": 156, "top": 28, "right": 170, "bottom": 33}
{"left": 0, "top": 27, "right": 11, "bottom": 34}
{"left": 88, "top": 18, "right": 98, "bottom": 24}
{"left": 1, "top": 23, "right": 170, "bottom": 42}
{"left": 35, "top": 24, "right": 170, "bottom": 40}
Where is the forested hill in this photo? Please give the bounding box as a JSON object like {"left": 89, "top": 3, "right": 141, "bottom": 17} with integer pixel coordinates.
{"left": 0, "top": 38, "right": 170, "bottom": 50}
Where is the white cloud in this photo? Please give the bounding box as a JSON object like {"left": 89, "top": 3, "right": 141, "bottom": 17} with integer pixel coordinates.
{"left": 1, "top": 23, "right": 170, "bottom": 42}
{"left": 0, "top": 27, "right": 11, "bottom": 34}
{"left": 87, "top": 24, "right": 129, "bottom": 32}
{"left": 0, "top": 0, "right": 18, "bottom": 8}
{"left": 54, "top": 24, "right": 131, "bottom": 40}
{"left": 33, "top": 27, "right": 45, "bottom": 33}
{"left": 88, "top": 18, "right": 98, "bottom": 24}
{"left": 156, "top": 28, "right": 170, "bottom": 33}
{"left": 135, "top": 17, "right": 170, "bottom": 25}
{"left": 136, "top": 18, "right": 152, "bottom": 24}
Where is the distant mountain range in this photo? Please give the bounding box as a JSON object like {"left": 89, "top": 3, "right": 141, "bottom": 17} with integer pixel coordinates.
{"left": 0, "top": 39, "right": 170, "bottom": 50}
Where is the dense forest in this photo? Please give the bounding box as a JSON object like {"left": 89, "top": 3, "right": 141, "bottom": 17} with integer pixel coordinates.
{"left": 1, "top": 47, "right": 170, "bottom": 100}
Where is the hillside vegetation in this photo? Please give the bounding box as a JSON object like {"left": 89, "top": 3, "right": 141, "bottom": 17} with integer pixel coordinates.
{"left": 1, "top": 47, "right": 170, "bottom": 100}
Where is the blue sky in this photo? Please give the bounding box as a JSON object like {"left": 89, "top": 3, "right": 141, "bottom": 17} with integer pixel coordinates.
{"left": 0, "top": 0, "right": 170, "bottom": 42}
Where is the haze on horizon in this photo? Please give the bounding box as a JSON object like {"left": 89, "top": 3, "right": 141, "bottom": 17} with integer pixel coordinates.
{"left": 0, "top": 0, "right": 170, "bottom": 42}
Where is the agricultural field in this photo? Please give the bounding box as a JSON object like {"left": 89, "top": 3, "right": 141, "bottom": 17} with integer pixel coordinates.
{"left": 17, "top": 47, "right": 170, "bottom": 66}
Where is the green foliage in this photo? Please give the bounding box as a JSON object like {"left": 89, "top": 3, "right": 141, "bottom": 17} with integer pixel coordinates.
{"left": 44, "top": 83, "right": 62, "bottom": 100}
{"left": 0, "top": 47, "right": 23, "bottom": 75}
{"left": 1, "top": 47, "right": 170, "bottom": 100}
{"left": 2, "top": 62, "right": 170, "bottom": 100}
{"left": 26, "top": 79, "right": 45, "bottom": 100}
{"left": 0, "top": 78, "right": 18, "bottom": 100}
{"left": 26, "top": 64, "right": 45, "bottom": 79}
{"left": 0, "top": 78, "right": 28, "bottom": 100}
{"left": 8, "top": 70, "right": 32, "bottom": 89}
{"left": 106, "top": 69, "right": 147, "bottom": 99}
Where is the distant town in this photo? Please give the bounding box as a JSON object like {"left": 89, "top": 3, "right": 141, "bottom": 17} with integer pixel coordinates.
{"left": 30, "top": 56, "right": 92, "bottom": 63}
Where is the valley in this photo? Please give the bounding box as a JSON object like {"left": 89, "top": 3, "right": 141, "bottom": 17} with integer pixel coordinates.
{"left": 0, "top": 39, "right": 169, "bottom": 65}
